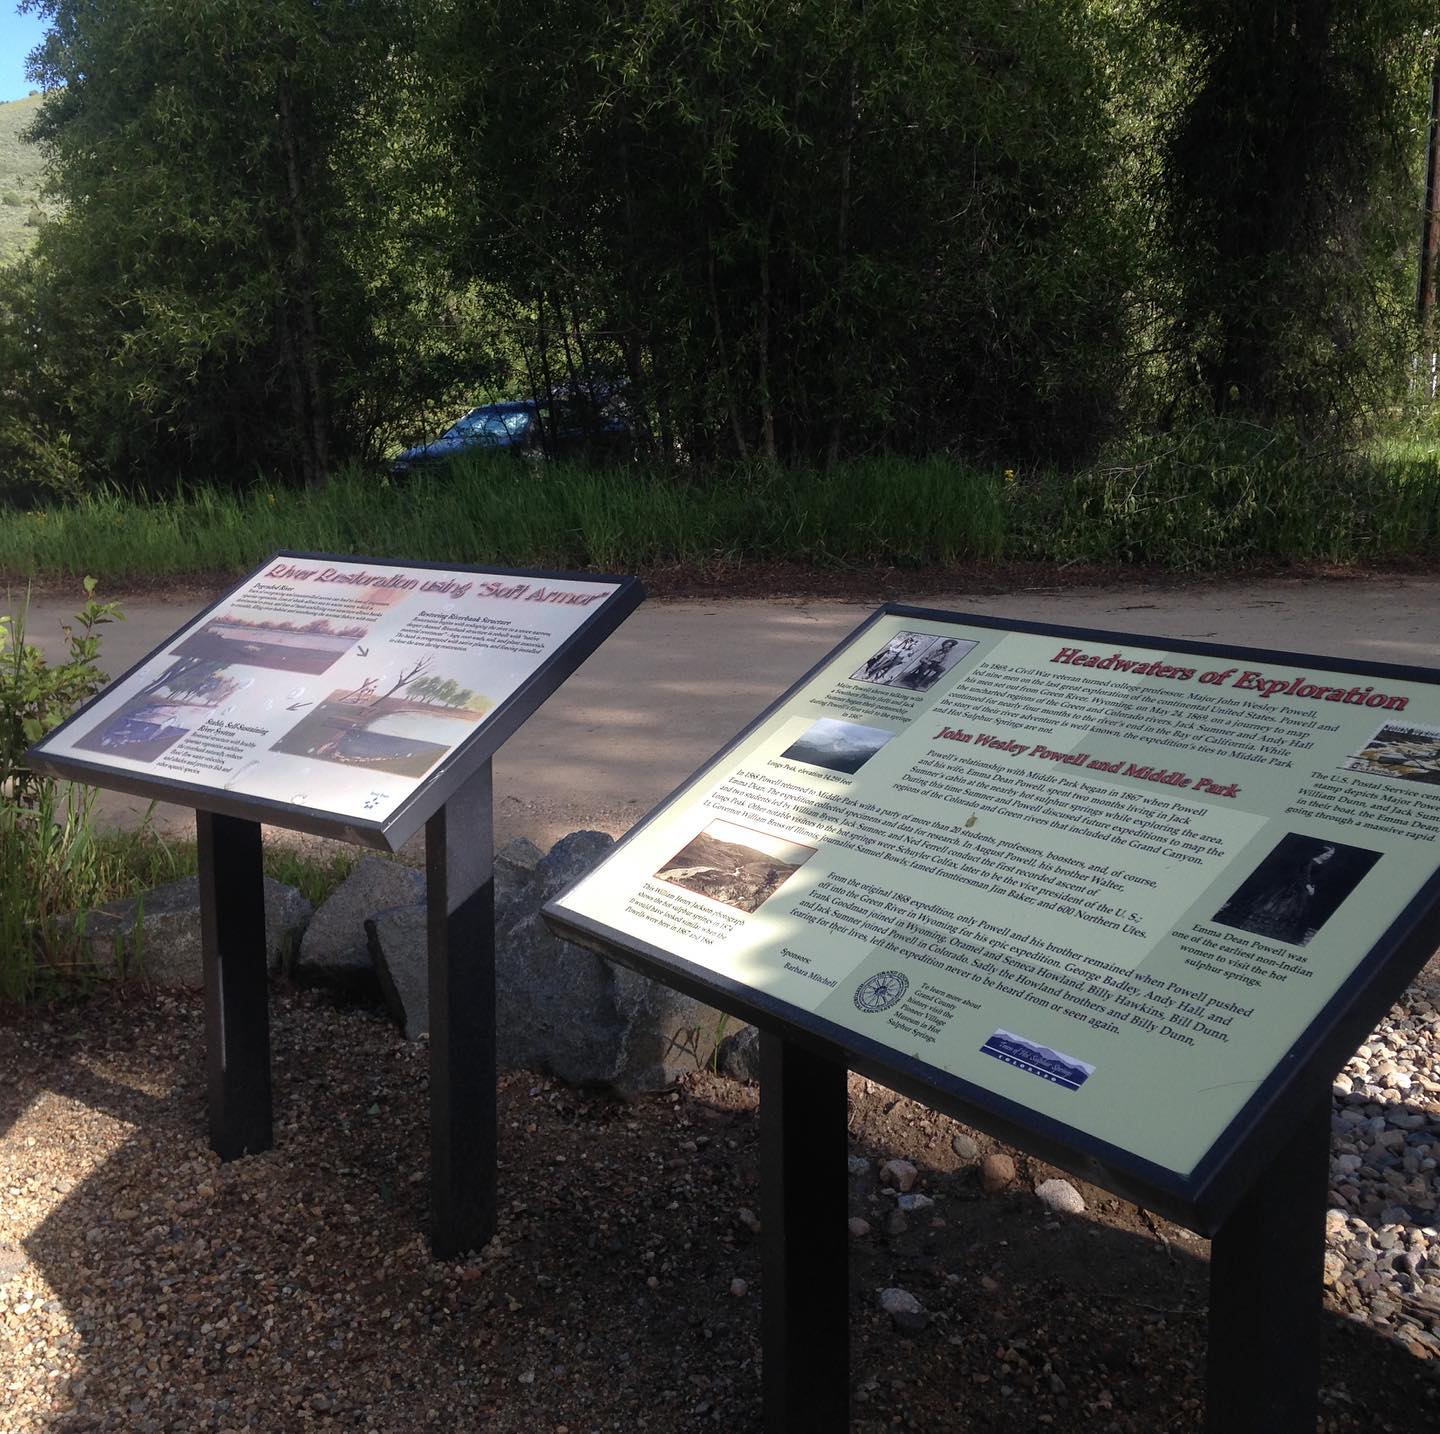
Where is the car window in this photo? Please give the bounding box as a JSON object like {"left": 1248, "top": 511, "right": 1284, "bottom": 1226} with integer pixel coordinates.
{"left": 447, "top": 409, "right": 531, "bottom": 440}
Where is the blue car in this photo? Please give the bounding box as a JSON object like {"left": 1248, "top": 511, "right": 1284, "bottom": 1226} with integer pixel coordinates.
{"left": 388, "top": 402, "right": 539, "bottom": 477}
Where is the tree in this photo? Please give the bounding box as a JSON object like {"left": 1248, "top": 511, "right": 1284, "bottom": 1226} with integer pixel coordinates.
{"left": 427, "top": 0, "right": 1140, "bottom": 466}
{"left": 1156, "top": 0, "right": 1433, "bottom": 433}
{"left": 7, "top": 0, "right": 494, "bottom": 493}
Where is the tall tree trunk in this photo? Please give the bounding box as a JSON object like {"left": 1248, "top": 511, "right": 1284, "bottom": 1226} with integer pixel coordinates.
{"left": 759, "top": 204, "right": 777, "bottom": 463}
{"left": 1419, "top": 46, "right": 1440, "bottom": 337}
{"left": 825, "top": 54, "right": 859, "bottom": 471}
{"left": 708, "top": 238, "right": 749, "bottom": 458}
{"left": 277, "top": 76, "right": 329, "bottom": 487}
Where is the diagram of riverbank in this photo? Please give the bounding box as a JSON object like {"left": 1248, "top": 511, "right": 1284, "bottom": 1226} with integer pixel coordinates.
{"left": 271, "top": 673, "right": 492, "bottom": 778}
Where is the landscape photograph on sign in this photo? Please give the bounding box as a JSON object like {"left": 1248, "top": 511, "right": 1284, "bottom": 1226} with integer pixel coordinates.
{"left": 73, "top": 658, "right": 251, "bottom": 763}
{"left": 780, "top": 717, "right": 894, "bottom": 775}
{"left": 1211, "top": 832, "right": 1383, "bottom": 947}
{"left": 849, "top": 631, "right": 976, "bottom": 691}
{"left": 269, "top": 662, "right": 493, "bottom": 778}
{"left": 1343, "top": 721, "right": 1440, "bottom": 786}
{"left": 173, "top": 612, "right": 371, "bottom": 674}
{"left": 654, "top": 819, "right": 816, "bottom": 914}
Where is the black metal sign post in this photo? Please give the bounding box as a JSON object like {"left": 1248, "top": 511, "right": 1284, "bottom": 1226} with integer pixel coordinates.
{"left": 544, "top": 603, "right": 1440, "bottom": 1431}
{"left": 751, "top": 1052, "right": 1334, "bottom": 1434}
{"left": 759, "top": 1032, "right": 850, "bottom": 1433}
{"left": 1206, "top": 1096, "right": 1330, "bottom": 1434}
{"left": 193, "top": 761, "right": 500, "bottom": 1257}
{"left": 426, "top": 759, "right": 498, "bottom": 1258}
{"left": 197, "top": 810, "right": 271, "bottom": 1160}
{"left": 28, "top": 553, "right": 644, "bottom": 1259}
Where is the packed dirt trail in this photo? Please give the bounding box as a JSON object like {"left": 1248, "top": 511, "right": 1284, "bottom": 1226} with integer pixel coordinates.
{"left": 15, "top": 574, "right": 1440, "bottom": 853}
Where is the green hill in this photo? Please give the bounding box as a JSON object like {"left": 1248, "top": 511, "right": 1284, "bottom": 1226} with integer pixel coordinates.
{"left": 0, "top": 94, "right": 48, "bottom": 265}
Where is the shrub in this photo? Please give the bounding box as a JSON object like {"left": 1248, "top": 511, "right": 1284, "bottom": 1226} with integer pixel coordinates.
{"left": 0, "top": 579, "right": 124, "bottom": 1002}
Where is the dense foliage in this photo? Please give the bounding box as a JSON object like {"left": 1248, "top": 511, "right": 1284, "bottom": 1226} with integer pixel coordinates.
{"left": 0, "top": 0, "right": 1434, "bottom": 499}
{"left": 1158, "top": 0, "right": 1434, "bottom": 432}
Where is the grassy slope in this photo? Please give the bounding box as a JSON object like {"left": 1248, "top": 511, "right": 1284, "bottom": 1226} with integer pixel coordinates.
{"left": 0, "top": 93, "right": 47, "bottom": 265}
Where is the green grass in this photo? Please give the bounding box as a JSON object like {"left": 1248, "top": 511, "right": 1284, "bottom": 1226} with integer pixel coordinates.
{"left": 0, "top": 94, "right": 48, "bottom": 265}
{"left": 0, "top": 802, "right": 359, "bottom": 1004}
{"left": 5, "top": 436, "right": 1440, "bottom": 579}
{"left": 83, "top": 827, "right": 361, "bottom": 911}
{"left": 0, "top": 455, "right": 1013, "bottom": 579}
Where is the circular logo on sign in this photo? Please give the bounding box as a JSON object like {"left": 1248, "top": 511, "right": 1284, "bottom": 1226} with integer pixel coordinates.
{"left": 854, "top": 970, "right": 909, "bottom": 1013}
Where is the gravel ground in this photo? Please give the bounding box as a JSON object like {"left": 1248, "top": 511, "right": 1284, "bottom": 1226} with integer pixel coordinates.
{"left": 2, "top": 971, "right": 1438, "bottom": 1433}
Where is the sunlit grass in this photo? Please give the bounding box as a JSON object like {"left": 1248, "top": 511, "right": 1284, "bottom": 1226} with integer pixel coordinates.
{"left": 3, "top": 435, "right": 1440, "bottom": 581}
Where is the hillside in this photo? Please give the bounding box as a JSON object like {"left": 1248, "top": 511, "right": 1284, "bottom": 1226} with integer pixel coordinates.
{"left": 0, "top": 93, "right": 47, "bottom": 264}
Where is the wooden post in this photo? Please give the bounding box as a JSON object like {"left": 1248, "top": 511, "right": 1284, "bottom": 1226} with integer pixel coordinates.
{"left": 197, "top": 811, "right": 272, "bottom": 1160}
{"left": 425, "top": 759, "right": 497, "bottom": 1258}
{"left": 759, "top": 1032, "right": 851, "bottom": 1432}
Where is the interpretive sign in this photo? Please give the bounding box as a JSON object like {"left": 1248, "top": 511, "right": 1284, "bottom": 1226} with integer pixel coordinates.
{"left": 547, "top": 605, "right": 1440, "bottom": 1229}
{"left": 29, "top": 551, "right": 642, "bottom": 1260}
{"left": 30, "top": 553, "right": 642, "bottom": 849}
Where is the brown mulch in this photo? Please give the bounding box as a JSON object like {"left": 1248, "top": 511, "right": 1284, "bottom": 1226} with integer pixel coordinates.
{"left": 1, "top": 987, "right": 1436, "bottom": 1433}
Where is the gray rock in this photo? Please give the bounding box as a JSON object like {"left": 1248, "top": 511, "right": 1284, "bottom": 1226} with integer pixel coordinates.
{"left": 717, "top": 1025, "right": 762, "bottom": 1082}
{"left": 897, "top": 1192, "right": 935, "bottom": 1214}
{"left": 514, "top": 832, "right": 726, "bottom": 1092}
{"left": 78, "top": 876, "right": 311, "bottom": 989}
{"left": 1035, "top": 1178, "right": 1086, "bottom": 1216}
{"left": 365, "top": 903, "right": 429, "bottom": 1039}
{"left": 366, "top": 830, "right": 727, "bottom": 1093}
{"left": 878, "top": 1287, "right": 927, "bottom": 1332}
{"left": 950, "top": 1131, "right": 980, "bottom": 1161}
{"left": 295, "top": 857, "right": 423, "bottom": 993}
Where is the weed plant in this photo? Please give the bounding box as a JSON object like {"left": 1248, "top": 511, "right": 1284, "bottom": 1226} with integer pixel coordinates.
{"left": 1, "top": 582, "right": 123, "bottom": 1000}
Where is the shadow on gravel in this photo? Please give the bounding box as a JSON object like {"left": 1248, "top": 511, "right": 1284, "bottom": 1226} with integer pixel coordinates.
{"left": 1, "top": 991, "right": 1437, "bottom": 1433}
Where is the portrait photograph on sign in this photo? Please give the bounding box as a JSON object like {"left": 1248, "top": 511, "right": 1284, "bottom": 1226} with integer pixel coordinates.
{"left": 31, "top": 555, "right": 638, "bottom": 840}
{"left": 548, "top": 607, "right": 1440, "bottom": 1191}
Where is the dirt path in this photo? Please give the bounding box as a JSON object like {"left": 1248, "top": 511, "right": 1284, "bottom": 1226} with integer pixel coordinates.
{"left": 15, "top": 573, "right": 1440, "bottom": 853}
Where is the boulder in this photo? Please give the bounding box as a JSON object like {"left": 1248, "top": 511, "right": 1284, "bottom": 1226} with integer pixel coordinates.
{"left": 366, "top": 902, "right": 429, "bottom": 1040}
{"left": 366, "top": 830, "right": 726, "bottom": 1094}
{"left": 80, "top": 876, "right": 312, "bottom": 989}
{"left": 507, "top": 831, "right": 725, "bottom": 1092}
{"left": 295, "top": 856, "right": 423, "bottom": 993}
{"left": 716, "top": 1024, "right": 762, "bottom": 1083}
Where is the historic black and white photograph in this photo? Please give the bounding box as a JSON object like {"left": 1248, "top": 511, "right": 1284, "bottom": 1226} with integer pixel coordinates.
{"left": 654, "top": 819, "right": 816, "bottom": 914}
{"left": 1343, "top": 721, "right": 1440, "bottom": 787}
{"left": 850, "top": 631, "right": 976, "bottom": 691}
{"left": 780, "top": 717, "right": 894, "bottom": 775}
{"left": 1211, "top": 833, "right": 1382, "bottom": 947}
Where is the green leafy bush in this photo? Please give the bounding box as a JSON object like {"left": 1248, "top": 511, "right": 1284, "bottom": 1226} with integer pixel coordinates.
{"left": 0, "top": 579, "right": 123, "bottom": 1002}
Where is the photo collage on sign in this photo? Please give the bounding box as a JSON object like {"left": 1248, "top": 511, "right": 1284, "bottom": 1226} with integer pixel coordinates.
{"left": 48, "top": 559, "right": 626, "bottom": 828}
{"left": 650, "top": 625, "right": 984, "bottom": 921}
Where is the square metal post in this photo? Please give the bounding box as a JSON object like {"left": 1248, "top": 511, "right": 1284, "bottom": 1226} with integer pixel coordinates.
{"left": 1206, "top": 1094, "right": 1330, "bottom": 1433}
{"left": 197, "top": 810, "right": 272, "bottom": 1160}
{"left": 425, "top": 758, "right": 497, "bottom": 1259}
{"left": 759, "top": 1032, "right": 851, "bottom": 1433}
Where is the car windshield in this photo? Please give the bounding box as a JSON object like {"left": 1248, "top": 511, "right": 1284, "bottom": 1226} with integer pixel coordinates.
{"left": 448, "top": 408, "right": 531, "bottom": 440}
